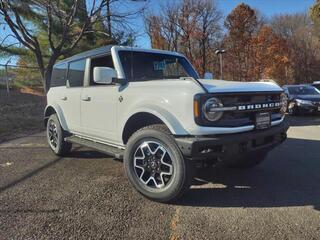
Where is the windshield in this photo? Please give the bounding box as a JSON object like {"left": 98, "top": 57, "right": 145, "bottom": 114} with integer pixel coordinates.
{"left": 288, "top": 86, "right": 320, "bottom": 95}
{"left": 118, "top": 50, "right": 199, "bottom": 82}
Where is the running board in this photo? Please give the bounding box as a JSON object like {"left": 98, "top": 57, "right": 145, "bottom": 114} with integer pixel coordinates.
{"left": 65, "top": 136, "right": 124, "bottom": 159}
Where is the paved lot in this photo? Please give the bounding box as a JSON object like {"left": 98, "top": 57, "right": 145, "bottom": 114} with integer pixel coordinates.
{"left": 0, "top": 116, "right": 320, "bottom": 239}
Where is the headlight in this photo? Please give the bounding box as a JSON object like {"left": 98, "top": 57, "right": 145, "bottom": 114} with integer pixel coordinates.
{"left": 202, "top": 98, "right": 223, "bottom": 121}
{"left": 280, "top": 93, "right": 288, "bottom": 115}
{"left": 296, "top": 99, "right": 312, "bottom": 105}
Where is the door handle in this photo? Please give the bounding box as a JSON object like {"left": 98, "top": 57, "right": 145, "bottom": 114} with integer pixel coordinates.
{"left": 81, "top": 96, "right": 91, "bottom": 101}
{"left": 61, "top": 96, "right": 67, "bottom": 101}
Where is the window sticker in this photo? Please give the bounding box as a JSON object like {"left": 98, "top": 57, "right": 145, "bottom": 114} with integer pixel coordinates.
{"left": 153, "top": 61, "right": 166, "bottom": 71}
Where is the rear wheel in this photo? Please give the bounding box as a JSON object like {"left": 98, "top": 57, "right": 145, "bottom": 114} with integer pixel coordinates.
{"left": 46, "top": 114, "right": 72, "bottom": 156}
{"left": 124, "top": 124, "right": 193, "bottom": 202}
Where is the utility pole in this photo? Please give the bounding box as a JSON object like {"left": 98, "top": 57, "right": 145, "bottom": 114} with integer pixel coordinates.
{"left": 215, "top": 49, "right": 226, "bottom": 80}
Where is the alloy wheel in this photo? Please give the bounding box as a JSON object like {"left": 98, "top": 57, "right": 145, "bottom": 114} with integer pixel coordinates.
{"left": 133, "top": 141, "right": 173, "bottom": 189}
{"left": 48, "top": 119, "right": 58, "bottom": 149}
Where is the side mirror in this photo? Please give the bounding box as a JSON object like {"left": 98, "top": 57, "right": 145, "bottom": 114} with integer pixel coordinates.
{"left": 204, "top": 72, "right": 213, "bottom": 79}
{"left": 93, "top": 67, "right": 117, "bottom": 84}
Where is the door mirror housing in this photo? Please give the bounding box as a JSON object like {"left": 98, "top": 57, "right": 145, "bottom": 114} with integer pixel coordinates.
{"left": 204, "top": 72, "right": 213, "bottom": 79}
{"left": 93, "top": 67, "right": 117, "bottom": 84}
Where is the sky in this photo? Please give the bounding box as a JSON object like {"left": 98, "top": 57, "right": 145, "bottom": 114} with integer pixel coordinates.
{"left": 0, "top": 0, "right": 316, "bottom": 65}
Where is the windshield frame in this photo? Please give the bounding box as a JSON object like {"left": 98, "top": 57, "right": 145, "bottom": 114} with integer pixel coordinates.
{"left": 115, "top": 48, "right": 199, "bottom": 82}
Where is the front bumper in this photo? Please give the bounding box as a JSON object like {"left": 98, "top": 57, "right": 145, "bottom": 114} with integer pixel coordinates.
{"left": 297, "top": 105, "right": 320, "bottom": 112}
{"left": 175, "top": 121, "right": 289, "bottom": 160}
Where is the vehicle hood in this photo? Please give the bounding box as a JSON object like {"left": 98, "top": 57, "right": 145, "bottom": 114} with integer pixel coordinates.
{"left": 291, "top": 95, "right": 320, "bottom": 101}
{"left": 198, "top": 79, "right": 282, "bottom": 93}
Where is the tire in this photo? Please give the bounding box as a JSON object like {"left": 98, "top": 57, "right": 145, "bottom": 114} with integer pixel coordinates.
{"left": 225, "top": 151, "right": 268, "bottom": 169}
{"left": 46, "top": 114, "right": 72, "bottom": 156}
{"left": 124, "top": 124, "right": 193, "bottom": 202}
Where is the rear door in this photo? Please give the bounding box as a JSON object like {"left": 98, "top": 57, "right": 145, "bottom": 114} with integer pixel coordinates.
{"left": 59, "top": 59, "right": 85, "bottom": 133}
{"left": 79, "top": 54, "right": 119, "bottom": 143}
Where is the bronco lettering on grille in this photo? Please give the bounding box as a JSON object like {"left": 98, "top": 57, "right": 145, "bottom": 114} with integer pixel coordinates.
{"left": 237, "top": 102, "right": 280, "bottom": 111}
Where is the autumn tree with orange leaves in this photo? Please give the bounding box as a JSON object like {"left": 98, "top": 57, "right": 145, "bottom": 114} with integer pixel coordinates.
{"left": 271, "top": 13, "right": 320, "bottom": 83}
{"left": 145, "top": 0, "right": 222, "bottom": 77}
{"left": 250, "top": 26, "right": 290, "bottom": 85}
{"left": 222, "top": 3, "right": 289, "bottom": 83}
{"left": 223, "top": 3, "right": 258, "bottom": 81}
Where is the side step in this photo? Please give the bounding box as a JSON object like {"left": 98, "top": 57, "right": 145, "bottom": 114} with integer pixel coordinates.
{"left": 65, "top": 136, "right": 124, "bottom": 159}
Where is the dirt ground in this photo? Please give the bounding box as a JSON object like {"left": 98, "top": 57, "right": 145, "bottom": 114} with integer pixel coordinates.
{"left": 0, "top": 89, "right": 46, "bottom": 143}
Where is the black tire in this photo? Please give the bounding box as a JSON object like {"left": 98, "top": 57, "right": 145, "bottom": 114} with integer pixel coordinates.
{"left": 46, "top": 114, "right": 72, "bottom": 156}
{"left": 225, "top": 151, "right": 268, "bottom": 169}
{"left": 124, "top": 124, "right": 193, "bottom": 202}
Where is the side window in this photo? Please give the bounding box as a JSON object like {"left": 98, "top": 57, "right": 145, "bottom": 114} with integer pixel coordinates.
{"left": 68, "top": 59, "right": 86, "bottom": 87}
{"left": 90, "top": 55, "right": 114, "bottom": 85}
{"left": 51, "top": 63, "right": 67, "bottom": 87}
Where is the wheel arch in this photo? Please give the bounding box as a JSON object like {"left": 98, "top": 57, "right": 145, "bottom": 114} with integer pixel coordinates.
{"left": 44, "top": 104, "right": 68, "bottom": 131}
{"left": 121, "top": 109, "right": 187, "bottom": 144}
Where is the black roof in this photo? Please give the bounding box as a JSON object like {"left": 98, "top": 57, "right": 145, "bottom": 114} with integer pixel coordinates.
{"left": 54, "top": 45, "right": 114, "bottom": 66}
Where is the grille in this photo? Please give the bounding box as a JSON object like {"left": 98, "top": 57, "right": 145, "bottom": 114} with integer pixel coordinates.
{"left": 218, "top": 93, "right": 280, "bottom": 105}
{"left": 209, "top": 92, "right": 282, "bottom": 127}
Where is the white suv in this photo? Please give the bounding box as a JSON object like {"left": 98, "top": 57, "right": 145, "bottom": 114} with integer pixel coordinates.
{"left": 44, "top": 45, "right": 288, "bottom": 202}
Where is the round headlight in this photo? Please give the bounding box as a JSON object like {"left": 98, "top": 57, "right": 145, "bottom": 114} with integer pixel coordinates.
{"left": 280, "top": 93, "right": 288, "bottom": 115}
{"left": 202, "top": 98, "right": 223, "bottom": 121}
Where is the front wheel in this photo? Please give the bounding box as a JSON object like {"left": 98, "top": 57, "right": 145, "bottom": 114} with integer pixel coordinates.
{"left": 124, "top": 124, "right": 193, "bottom": 202}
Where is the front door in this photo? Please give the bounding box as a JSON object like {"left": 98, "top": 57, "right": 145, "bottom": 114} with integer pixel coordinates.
{"left": 80, "top": 86, "right": 118, "bottom": 142}
{"left": 79, "top": 54, "right": 119, "bottom": 143}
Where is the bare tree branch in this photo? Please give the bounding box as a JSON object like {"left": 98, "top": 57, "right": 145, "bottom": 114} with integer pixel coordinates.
{"left": 0, "top": 0, "right": 148, "bottom": 92}
{"left": 46, "top": 2, "right": 56, "bottom": 52}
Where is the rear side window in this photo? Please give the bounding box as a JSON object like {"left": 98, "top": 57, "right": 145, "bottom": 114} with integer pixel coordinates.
{"left": 68, "top": 59, "right": 86, "bottom": 87}
{"left": 51, "top": 63, "right": 67, "bottom": 87}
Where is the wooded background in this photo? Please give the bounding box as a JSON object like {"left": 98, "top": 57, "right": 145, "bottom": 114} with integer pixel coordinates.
{"left": 1, "top": 0, "right": 320, "bottom": 91}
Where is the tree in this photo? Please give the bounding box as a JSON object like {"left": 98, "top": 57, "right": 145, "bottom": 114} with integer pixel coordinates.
{"left": 310, "top": 0, "right": 320, "bottom": 41}
{"left": 250, "top": 26, "right": 290, "bottom": 85}
{"left": 311, "top": 0, "right": 320, "bottom": 24}
{"left": 271, "top": 13, "right": 320, "bottom": 83}
{"left": 144, "top": 0, "right": 222, "bottom": 77}
{"left": 145, "top": 15, "right": 169, "bottom": 50}
{"left": 0, "top": 0, "right": 147, "bottom": 92}
{"left": 191, "top": 0, "right": 222, "bottom": 75}
{"left": 223, "top": 3, "right": 258, "bottom": 81}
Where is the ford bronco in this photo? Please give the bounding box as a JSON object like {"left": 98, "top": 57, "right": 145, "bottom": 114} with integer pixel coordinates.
{"left": 44, "top": 45, "right": 288, "bottom": 202}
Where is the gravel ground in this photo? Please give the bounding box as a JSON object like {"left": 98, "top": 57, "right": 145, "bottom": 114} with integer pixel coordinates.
{"left": 0, "top": 116, "right": 319, "bottom": 239}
